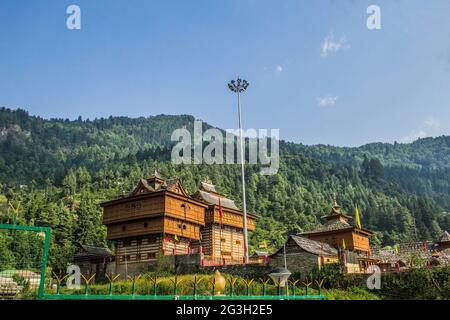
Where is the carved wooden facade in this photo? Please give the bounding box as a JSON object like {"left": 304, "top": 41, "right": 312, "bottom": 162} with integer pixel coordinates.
{"left": 101, "top": 174, "right": 257, "bottom": 268}
{"left": 300, "top": 195, "right": 373, "bottom": 254}
{"left": 194, "top": 182, "right": 256, "bottom": 263}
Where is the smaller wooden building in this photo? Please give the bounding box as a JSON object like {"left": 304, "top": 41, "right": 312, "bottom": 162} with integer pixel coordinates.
{"left": 299, "top": 194, "right": 375, "bottom": 273}
{"left": 437, "top": 231, "right": 450, "bottom": 251}
{"left": 300, "top": 195, "right": 373, "bottom": 255}
{"left": 73, "top": 245, "right": 115, "bottom": 282}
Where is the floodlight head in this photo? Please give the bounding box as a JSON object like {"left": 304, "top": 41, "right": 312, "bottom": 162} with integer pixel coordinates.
{"left": 228, "top": 77, "right": 249, "bottom": 93}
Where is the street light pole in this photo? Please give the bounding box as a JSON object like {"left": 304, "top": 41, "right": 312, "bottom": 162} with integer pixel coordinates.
{"left": 228, "top": 78, "right": 250, "bottom": 264}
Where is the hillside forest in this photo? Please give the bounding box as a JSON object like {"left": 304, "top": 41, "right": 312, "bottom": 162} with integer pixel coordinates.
{"left": 0, "top": 107, "right": 449, "bottom": 271}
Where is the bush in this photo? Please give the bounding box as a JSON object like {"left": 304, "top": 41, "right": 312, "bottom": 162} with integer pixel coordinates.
{"left": 379, "top": 266, "right": 450, "bottom": 300}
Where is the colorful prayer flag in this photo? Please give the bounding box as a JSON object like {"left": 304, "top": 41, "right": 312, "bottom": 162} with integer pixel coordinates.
{"left": 342, "top": 238, "right": 346, "bottom": 250}
{"left": 355, "top": 206, "right": 362, "bottom": 229}
{"left": 422, "top": 241, "right": 427, "bottom": 253}
{"left": 259, "top": 241, "right": 268, "bottom": 249}
{"left": 218, "top": 198, "right": 223, "bottom": 226}
{"left": 174, "top": 234, "right": 179, "bottom": 241}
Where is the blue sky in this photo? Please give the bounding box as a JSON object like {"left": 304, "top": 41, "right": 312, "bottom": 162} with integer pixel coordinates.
{"left": 1, "top": 0, "right": 450, "bottom": 146}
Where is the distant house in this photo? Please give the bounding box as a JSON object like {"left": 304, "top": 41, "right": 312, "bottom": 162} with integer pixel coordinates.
{"left": 431, "top": 231, "right": 450, "bottom": 266}
{"left": 269, "top": 235, "right": 338, "bottom": 278}
{"left": 437, "top": 231, "right": 450, "bottom": 251}
{"left": 372, "top": 231, "right": 450, "bottom": 271}
{"left": 250, "top": 250, "right": 269, "bottom": 264}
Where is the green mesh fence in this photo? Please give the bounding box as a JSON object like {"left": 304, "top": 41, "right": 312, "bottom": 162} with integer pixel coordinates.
{"left": 0, "top": 224, "right": 50, "bottom": 300}
{"left": 0, "top": 224, "right": 326, "bottom": 300}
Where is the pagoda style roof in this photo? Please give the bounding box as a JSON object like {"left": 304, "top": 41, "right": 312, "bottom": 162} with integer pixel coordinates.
{"left": 321, "top": 193, "right": 352, "bottom": 221}
{"left": 129, "top": 171, "right": 189, "bottom": 197}
{"left": 193, "top": 180, "right": 240, "bottom": 211}
{"left": 313, "top": 219, "right": 351, "bottom": 232}
{"left": 440, "top": 231, "right": 450, "bottom": 243}
{"left": 195, "top": 190, "right": 240, "bottom": 210}
{"left": 199, "top": 181, "right": 218, "bottom": 193}
{"left": 300, "top": 193, "right": 373, "bottom": 236}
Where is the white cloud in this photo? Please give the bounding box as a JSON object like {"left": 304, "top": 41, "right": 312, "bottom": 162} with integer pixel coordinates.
{"left": 401, "top": 116, "right": 441, "bottom": 143}
{"left": 317, "top": 95, "right": 339, "bottom": 107}
{"left": 402, "top": 130, "right": 427, "bottom": 143}
{"left": 275, "top": 65, "right": 283, "bottom": 74}
{"left": 424, "top": 116, "right": 441, "bottom": 130}
{"left": 321, "top": 31, "right": 349, "bottom": 57}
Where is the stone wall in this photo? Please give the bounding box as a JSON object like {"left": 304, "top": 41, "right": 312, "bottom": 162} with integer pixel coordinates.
{"left": 116, "top": 260, "right": 152, "bottom": 278}
{"left": 114, "top": 254, "right": 202, "bottom": 277}
{"left": 269, "top": 249, "right": 319, "bottom": 279}
{"left": 201, "top": 264, "right": 271, "bottom": 278}
{"left": 174, "top": 254, "right": 202, "bottom": 274}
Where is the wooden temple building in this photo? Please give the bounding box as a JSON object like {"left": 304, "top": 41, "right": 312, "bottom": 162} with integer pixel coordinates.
{"left": 298, "top": 194, "right": 376, "bottom": 273}
{"left": 73, "top": 245, "right": 115, "bottom": 282}
{"left": 100, "top": 172, "right": 257, "bottom": 274}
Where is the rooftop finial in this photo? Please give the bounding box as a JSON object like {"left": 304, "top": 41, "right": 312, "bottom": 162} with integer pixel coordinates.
{"left": 330, "top": 192, "right": 341, "bottom": 215}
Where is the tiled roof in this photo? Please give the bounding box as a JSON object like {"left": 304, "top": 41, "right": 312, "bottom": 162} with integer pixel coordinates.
{"left": 196, "top": 190, "right": 239, "bottom": 211}
{"left": 290, "top": 235, "right": 338, "bottom": 256}
{"left": 128, "top": 173, "right": 188, "bottom": 196}
{"left": 200, "top": 181, "right": 217, "bottom": 193}
{"left": 251, "top": 250, "right": 269, "bottom": 257}
{"left": 193, "top": 181, "right": 241, "bottom": 211}
{"left": 301, "top": 219, "right": 352, "bottom": 234}
{"left": 75, "top": 245, "right": 114, "bottom": 258}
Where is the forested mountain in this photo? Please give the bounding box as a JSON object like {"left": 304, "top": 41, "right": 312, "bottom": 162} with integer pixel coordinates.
{"left": 0, "top": 107, "right": 449, "bottom": 270}
{"left": 283, "top": 136, "right": 450, "bottom": 209}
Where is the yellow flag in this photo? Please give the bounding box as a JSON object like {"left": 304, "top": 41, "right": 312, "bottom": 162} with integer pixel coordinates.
{"left": 395, "top": 244, "right": 399, "bottom": 255}
{"left": 259, "top": 241, "right": 268, "bottom": 249}
{"left": 342, "top": 238, "right": 346, "bottom": 250}
{"left": 174, "top": 235, "right": 179, "bottom": 241}
{"left": 355, "top": 206, "right": 362, "bottom": 229}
